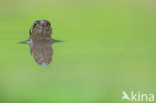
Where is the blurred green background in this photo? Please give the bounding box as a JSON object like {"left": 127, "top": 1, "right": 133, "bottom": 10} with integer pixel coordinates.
{"left": 0, "top": 0, "right": 156, "bottom": 103}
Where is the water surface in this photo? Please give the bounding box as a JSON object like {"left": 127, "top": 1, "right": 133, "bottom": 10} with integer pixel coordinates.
{"left": 0, "top": 0, "right": 156, "bottom": 103}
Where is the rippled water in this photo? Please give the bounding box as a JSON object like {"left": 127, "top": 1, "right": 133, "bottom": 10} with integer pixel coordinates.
{"left": 0, "top": 0, "right": 156, "bottom": 103}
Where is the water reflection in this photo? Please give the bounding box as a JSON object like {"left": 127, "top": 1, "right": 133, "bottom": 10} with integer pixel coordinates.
{"left": 21, "top": 39, "right": 61, "bottom": 66}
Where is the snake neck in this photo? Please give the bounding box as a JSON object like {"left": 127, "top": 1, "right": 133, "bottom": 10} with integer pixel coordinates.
{"left": 29, "top": 26, "right": 52, "bottom": 39}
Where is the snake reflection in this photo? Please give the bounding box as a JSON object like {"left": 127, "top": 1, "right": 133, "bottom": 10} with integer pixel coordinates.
{"left": 21, "top": 20, "right": 61, "bottom": 66}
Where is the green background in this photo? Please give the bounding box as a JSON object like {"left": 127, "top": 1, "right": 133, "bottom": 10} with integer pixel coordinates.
{"left": 0, "top": 0, "right": 156, "bottom": 103}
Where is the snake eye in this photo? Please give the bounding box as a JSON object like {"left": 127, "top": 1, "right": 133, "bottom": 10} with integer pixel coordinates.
{"left": 48, "top": 22, "right": 51, "bottom": 26}
{"left": 34, "top": 22, "right": 37, "bottom": 26}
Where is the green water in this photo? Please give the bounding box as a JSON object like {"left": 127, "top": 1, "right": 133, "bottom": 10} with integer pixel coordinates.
{"left": 0, "top": 0, "right": 156, "bottom": 103}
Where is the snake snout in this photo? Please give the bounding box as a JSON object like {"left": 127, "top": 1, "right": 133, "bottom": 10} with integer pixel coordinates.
{"left": 38, "top": 20, "right": 49, "bottom": 27}
{"left": 40, "top": 25, "right": 47, "bottom": 35}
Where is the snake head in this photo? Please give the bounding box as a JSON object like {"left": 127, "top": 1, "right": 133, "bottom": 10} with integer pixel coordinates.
{"left": 29, "top": 20, "right": 52, "bottom": 39}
